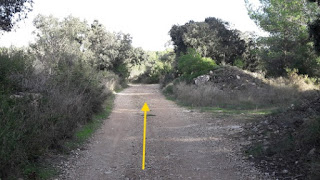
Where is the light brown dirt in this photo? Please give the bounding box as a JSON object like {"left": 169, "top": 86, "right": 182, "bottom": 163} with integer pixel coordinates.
{"left": 59, "top": 84, "right": 266, "bottom": 180}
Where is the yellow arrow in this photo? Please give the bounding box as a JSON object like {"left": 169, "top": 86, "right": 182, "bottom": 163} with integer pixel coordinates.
{"left": 141, "top": 102, "right": 150, "bottom": 170}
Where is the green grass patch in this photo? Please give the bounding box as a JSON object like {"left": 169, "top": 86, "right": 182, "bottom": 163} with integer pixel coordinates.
{"left": 164, "top": 94, "right": 176, "bottom": 102}
{"left": 23, "top": 163, "right": 58, "bottom": 180}
{"left": 245, "top": 143, "right": 264, "bottom": 157}
{"left": 199, "top": 106, "right": 275, "bottom": 116}
{"left": 163, "top": 92, "right": 275, "bottom": 116}
{"left": 65, "top": 94, "right": 115, "bottom": 149}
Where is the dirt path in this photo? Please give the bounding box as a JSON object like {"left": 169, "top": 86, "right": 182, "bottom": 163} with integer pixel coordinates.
{"left": 59, "top": 84, "right": 265, "bottom": 180}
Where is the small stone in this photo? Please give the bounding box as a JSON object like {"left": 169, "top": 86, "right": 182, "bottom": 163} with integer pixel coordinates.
{"left": 308, "top": 148, "right": 316, "bottom": 156}
{"left": 104, "top": 171, "right": 112, "bottom": 174}
{"left": 282, "top": 169, "right": 288, "bottom": 174}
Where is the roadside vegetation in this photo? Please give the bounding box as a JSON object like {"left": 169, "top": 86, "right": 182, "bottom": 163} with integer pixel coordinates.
{"left": 0, "top": 14, "right": 147, "bottom": 179}
{"left": 130, "top": 49, "right": 175, "bottom": 84}
{"left": 152, "top": 1, "right": 320, "bottom": 179}
{"left": 2, "top": 0, "right": 320, "bottom": 179}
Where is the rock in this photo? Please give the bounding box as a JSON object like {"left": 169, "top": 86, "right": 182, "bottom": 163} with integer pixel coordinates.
{"left": 236, "top": 75, "right": 241, "bottom": 79}
{"left": 282, "top": 169, "right": 288, "bottom": 174}
{"left": 104, "top": 171, "right": 112, "bottom": 174}
{"left": 252, "top": 127, "right": 258, "bottom": 132}
{"left": 308, "top": 148, "right": 316, "bottom": 156}
{"left": 194, "top": 75, "right": 210, "bottom": 85}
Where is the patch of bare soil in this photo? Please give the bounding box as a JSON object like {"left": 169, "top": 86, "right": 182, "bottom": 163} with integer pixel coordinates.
{"left": 243, "top": 96, "right": 320, "bottom": 180}
{"left": 56, "top": 84, "right": 266, "bottom": 180}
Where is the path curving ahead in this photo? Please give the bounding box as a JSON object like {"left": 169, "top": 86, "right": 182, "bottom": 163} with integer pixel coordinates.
{"left": 61, "top": 84, "right": 265, "bottom": 180}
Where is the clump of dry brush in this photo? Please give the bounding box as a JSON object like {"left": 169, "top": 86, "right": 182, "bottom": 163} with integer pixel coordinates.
{"left": 164, "top": 66, "right": 319, "bottom": 108}
{"left": 0, "top": 49, "right": 119, "bottom": 178}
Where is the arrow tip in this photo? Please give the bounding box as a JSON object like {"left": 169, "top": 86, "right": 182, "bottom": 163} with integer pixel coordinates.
{"left": 141, "top": 102, "right": 150, "bottom": 112}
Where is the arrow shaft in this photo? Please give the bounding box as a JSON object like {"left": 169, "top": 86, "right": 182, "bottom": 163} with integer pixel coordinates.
{"left": 142, "top": 111, "right": 147, "bottom": 170}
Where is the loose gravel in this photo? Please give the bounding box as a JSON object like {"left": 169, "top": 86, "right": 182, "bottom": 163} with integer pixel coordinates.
{"left": 58, "top": 84, "right": 268, "bottom": 180}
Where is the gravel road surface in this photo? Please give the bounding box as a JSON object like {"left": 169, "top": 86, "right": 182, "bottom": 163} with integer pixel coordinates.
{"left": 60, "top": 84, "right": 266, "bottom": 180}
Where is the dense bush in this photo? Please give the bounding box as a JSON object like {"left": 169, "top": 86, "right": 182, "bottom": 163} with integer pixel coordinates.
{"left": 133, "top": 50, "right": 175, "bottom": 84}
{"left": 139, "top": 61, "right": 172, "bottom": 84}
{"left": 0, "top": 50, "right": 109, "bottom": 178}
{"left": 178, "top": 48, "right": 217, "bottom": 81}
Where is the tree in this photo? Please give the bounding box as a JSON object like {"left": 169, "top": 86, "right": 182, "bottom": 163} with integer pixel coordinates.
{"left": 169, "top": 17, "right": 246, "bottom": 66}
{"left": 204, "top": 17, "right": 246, "bottom": 64}
{"left": 31, "top": 15, "right": 147, "bottom": 78}
{"left": 245, "top": 0, "right": 320, "bottom": 76}
{"left": 169, "top": 23, "right": 189, "bottom": 56}
{"left": 31, "top": 15, "right": 89, "bottom": 72}
{"left": 88, "top": 20, "right": 119, "bottom": 70}
{"left": 88, "top": 21, "right": 146, "bottom": 77}
{"left": 0, "top": 0, "right": 33, "bottom": 31}
{"left": 239, "top": 32, "right": 261, "bottom": 71}
{"left": 308, "top": 0, "right": 320, "bottom": 54}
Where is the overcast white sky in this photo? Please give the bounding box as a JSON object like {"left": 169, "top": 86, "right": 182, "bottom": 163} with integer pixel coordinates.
{"left": 0, "top": 0, "right": 262, "bottom": 51}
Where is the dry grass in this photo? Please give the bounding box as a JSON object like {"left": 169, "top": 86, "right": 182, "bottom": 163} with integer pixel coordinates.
{"left": 172, "top": 82, "right": 298, "bottom": 108}
{"left": 166, "top": 66, "right": 319, "bottom": 109}
{"left": 163, "top": 66, "right": 320, "bottom": 179}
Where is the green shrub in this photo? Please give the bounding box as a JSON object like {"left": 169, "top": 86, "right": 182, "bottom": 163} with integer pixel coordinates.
{"left": 163, "top": 83, "right": 174, "bottom": 94}
{"left": 234, "top": 58, "right": 244, "bottom": 69}
{"left": 135, "top": 52, "right": 174, "bottom": 84}
{"left": 299, "top": 117, "right": 320, "bottom": 147}
{"left": 115, "top": 63, "right": 130, "bottom": 79}
{"left": 0, "top": 49, "right": 32, "bottom": 93}
{"left": 160, "top": 73, "right": 176, "bottom": 88}
{"left": 0, "top": 51, "right": 36, "bottom": 177}
{"left": 144, "top": 61, "right": 172, "bottom": 84}
{"left": 0, "top": 50, "right": 110, "bottom": 179}
{"left": 178, "top": 48, "right": 217, "bottom": 81}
